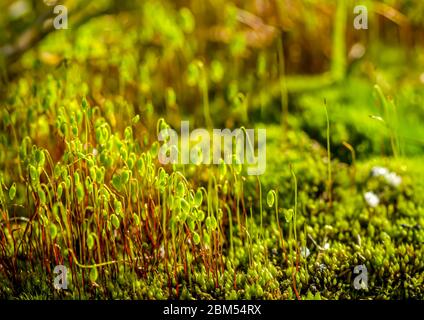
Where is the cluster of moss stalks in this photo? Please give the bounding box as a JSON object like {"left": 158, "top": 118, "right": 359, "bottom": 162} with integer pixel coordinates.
{"left": 0, "top": 96, "right": 423, "bottom": 300}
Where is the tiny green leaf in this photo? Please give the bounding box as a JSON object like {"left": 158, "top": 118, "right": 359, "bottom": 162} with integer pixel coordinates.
{"left": 188, "top": 218, "right": 195, "bottom": 232}
{"left": 131, "top": 115, "right": 140, "bottom": 124}
{"left": 89, "top": 267, "right": 98, "bottom": 282}
{"left": 194, "top": 189, "right": 203, "bottom": 208}
{"left": 180, "top": 198, "right": 190, "bottom": 214}
{"left": 29, "top": 165, "right": 38, "bottom": 181}
{"left": 206, "top": 216, "right": 217, "bottom": 231}
{"left": 267, "top": 190, "right": 275, "bottom": 208}
{"left": 285, "top": 208, "right": 294, "bottom": 223}
{"left": 87, "top": 233, "right": 95, "bottom": 250}
{"left": 218, "top": 159, "right": 227, "bottom": 179}
{"left": 38, "top": 188, "right": 46, "bottom": 205}
{"left": 197, "top": 210, "right": 205, "bottom": 222}
{"left": 111, "top": 214, "right": 120, "bottom": 229}
{"left": 35, "top": 149, "right": 45, "bottom": 166}
{"left": 193, "top": 232, "right": 201, "bottom": 245}
{"left": 112, "top": 174, "right": 122, "bottom": 191}
{"left": 176, "top": 181, "right": 185, "bottom": 197}
{"left": 9, "top": 183, "right": 16, "bottom": 201}
{"left": 57, "top": 183, "right": 63, "bottom": 198}
{"left": 50, "top": 223, "right": 58, "bottom": 239}
{"left": 76, "top": 183, "right": 84, "bottom": 203}
{"left": 121, "top": 170, "right": 130, "bottom": 185}
{"left": 133, "top": 213, "right": 140, "bottom": 226}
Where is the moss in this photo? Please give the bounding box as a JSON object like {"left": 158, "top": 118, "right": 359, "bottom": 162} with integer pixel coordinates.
{"left": 1, "top": 0, "right": 423, "bottom": 301}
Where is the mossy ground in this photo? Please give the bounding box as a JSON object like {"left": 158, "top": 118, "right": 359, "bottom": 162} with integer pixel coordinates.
{"left": 1, "top": 0, "right": 424, "bottom": 300}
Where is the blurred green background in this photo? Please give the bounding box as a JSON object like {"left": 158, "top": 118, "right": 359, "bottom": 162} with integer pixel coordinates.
{"left": 1, "top": 0, "right": 424, "bottom": 161}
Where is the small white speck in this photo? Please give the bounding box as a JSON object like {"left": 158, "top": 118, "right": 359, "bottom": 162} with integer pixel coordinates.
{"left": 300, "top": 246, "right": 310, "bottom": 258}
{"left": 159, "top": 245, "right": 165, "bottom": 258}
{"left": 319, "top": 264, "right": 327, "bottom": 272}
{"left": 8, "top": 0, "right": 30, "bottom": 19}
{"left": 370, "top": 166, "right": 402, "bottom": 187}
{"left": 364, "top": 191, "right": 379, "bottom": 207}
{"left": 371, "top": 166, "right": 389, "bottom": 177}
{"left": 324, "top": 243, "right": 330, "bottom": 250}
{"left": 385, "top": 172, "right": 402, "bottom": 187}
{"left": 349, "top": 43, "right": 366, "bottom": 60}
{"left": 92, "top": 148, "right": 98, "bottom": 157}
